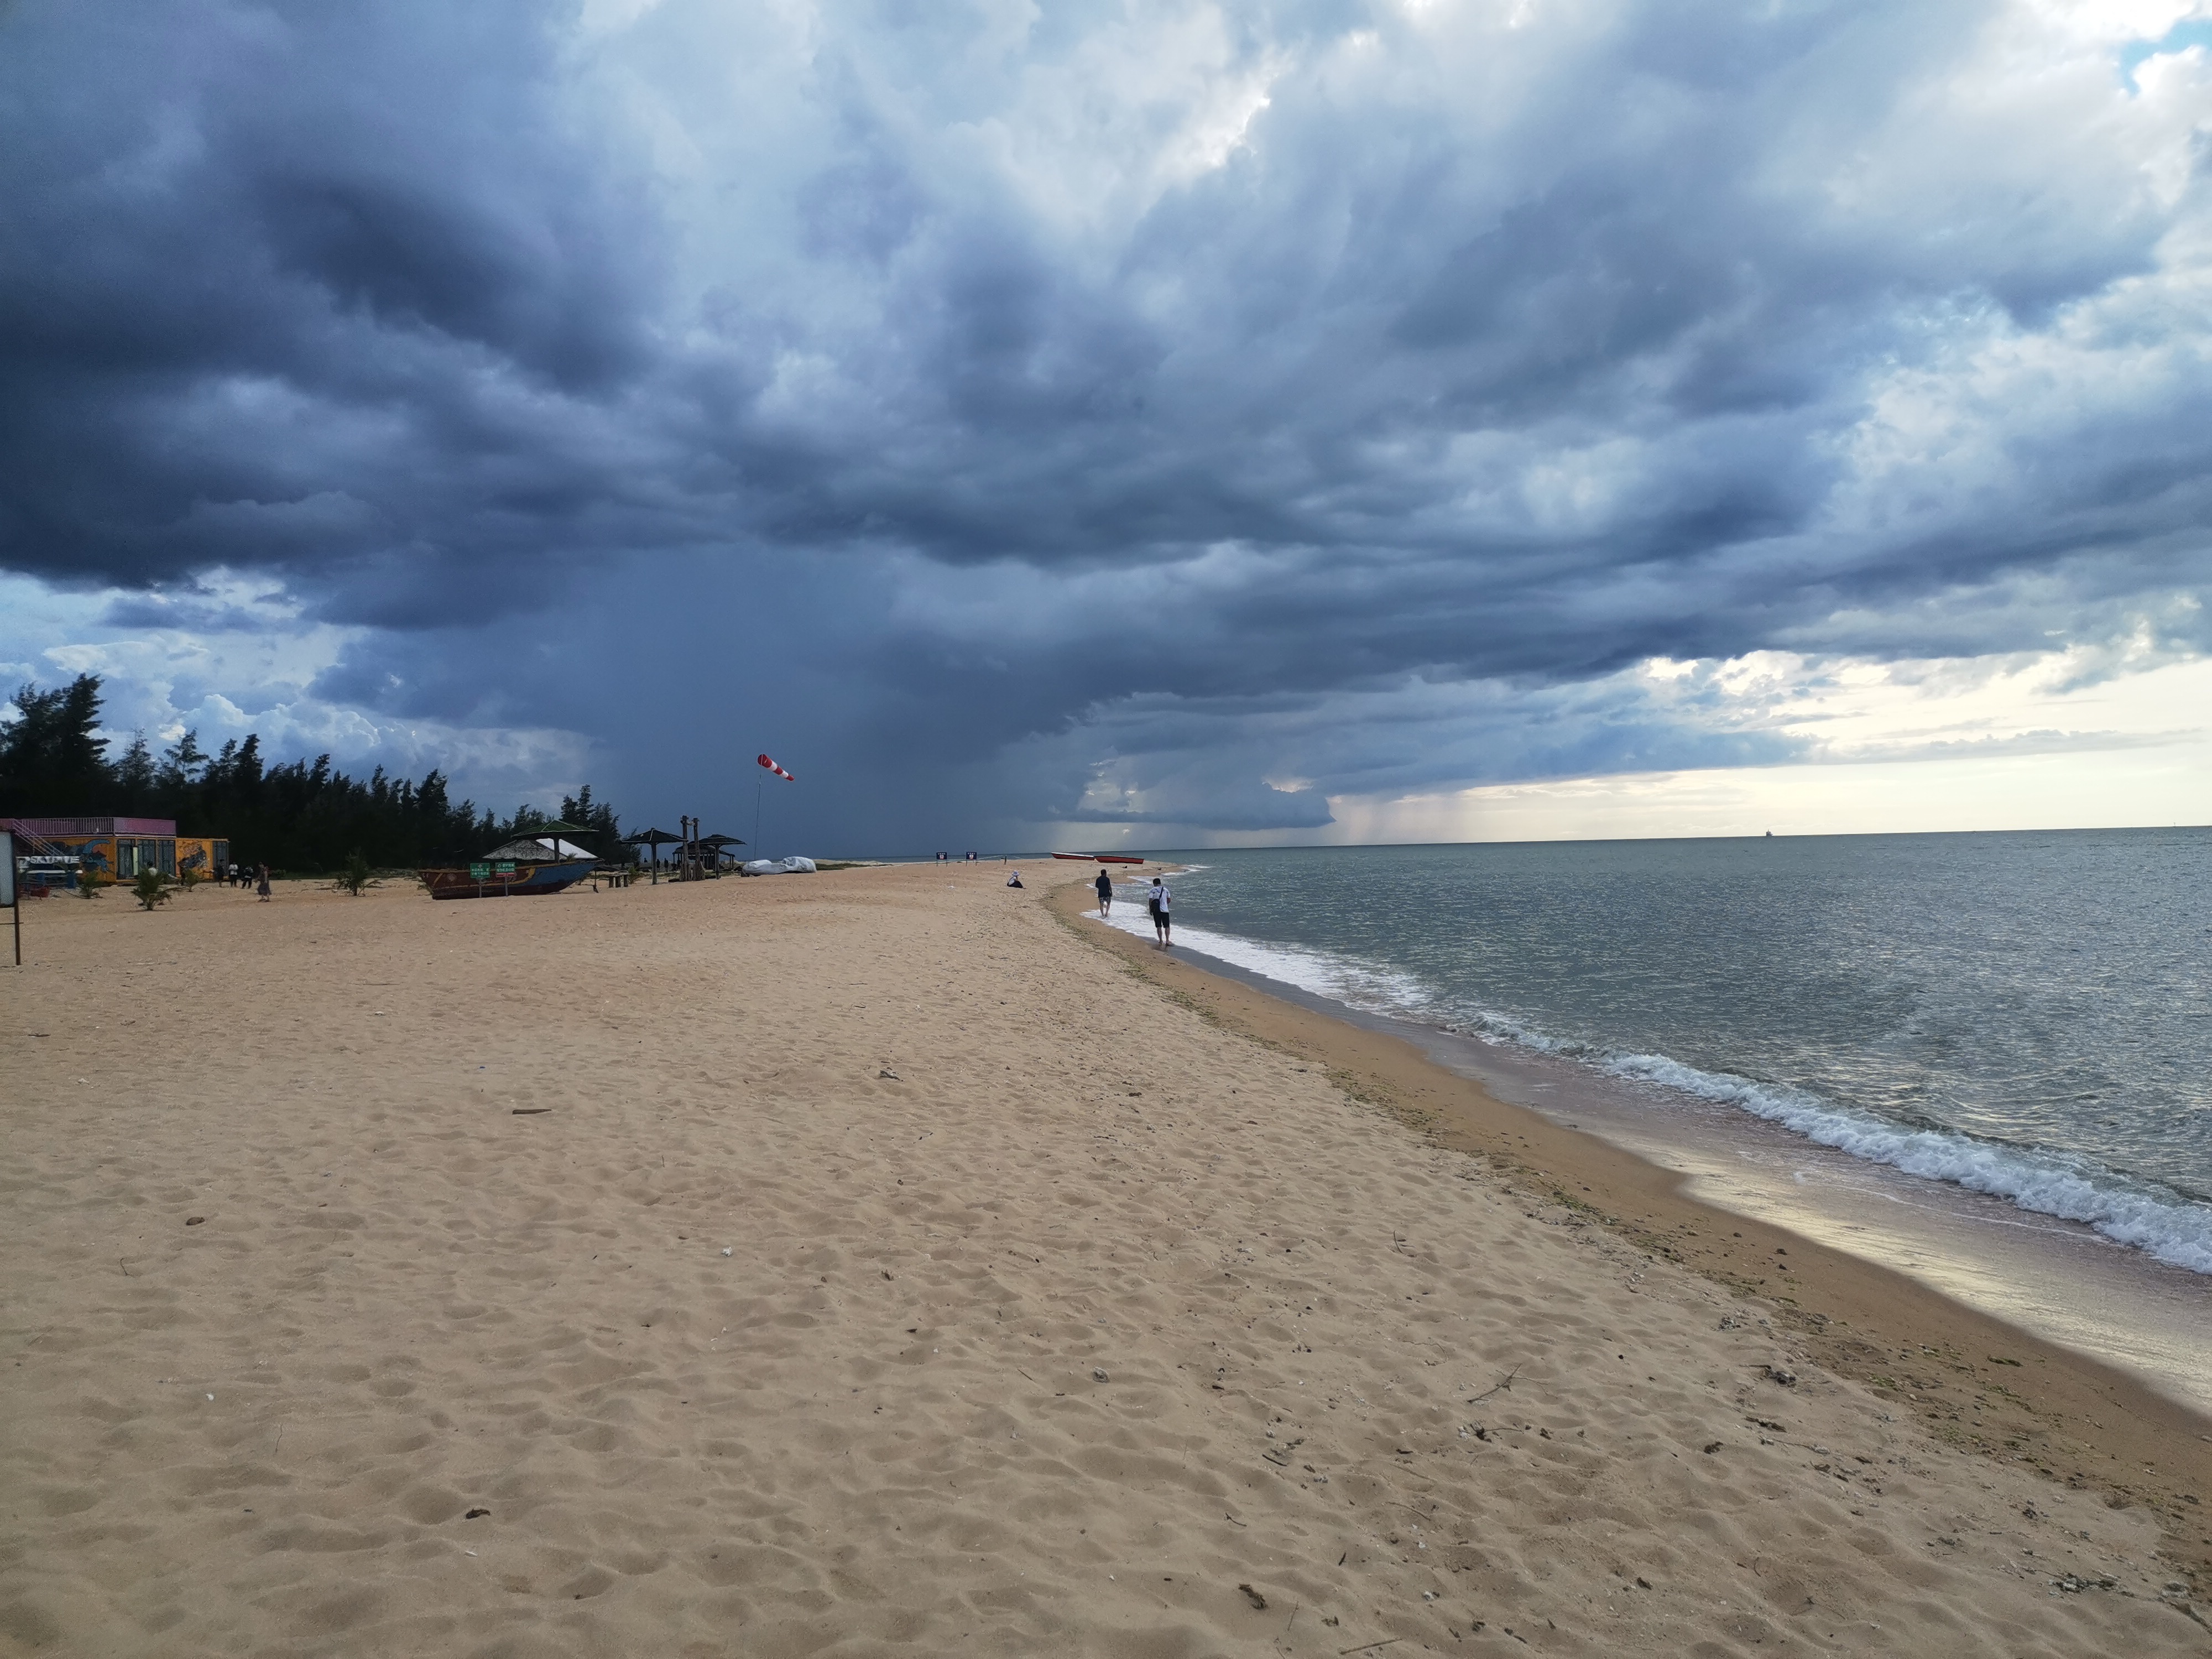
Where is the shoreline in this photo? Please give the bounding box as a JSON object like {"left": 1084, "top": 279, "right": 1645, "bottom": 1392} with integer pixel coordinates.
{"left": 1046, "top": 873, "right": 2212, "bottom": 1574}
{"left": 1085, "top": 895, "right": 2212, "bottom": 1417}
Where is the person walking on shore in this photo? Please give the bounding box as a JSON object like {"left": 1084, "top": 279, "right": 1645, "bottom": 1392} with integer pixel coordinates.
{"left": 1147, "top": 874, "right": 1171, "bottom": 947}
{"left": 1094, "top": 868, "right": 1113, "bottom": 917}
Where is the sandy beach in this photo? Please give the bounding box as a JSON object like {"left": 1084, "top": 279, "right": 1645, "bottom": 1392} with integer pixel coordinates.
{"left": 3, "top": 862, "right": 2206, "bottom": 1657}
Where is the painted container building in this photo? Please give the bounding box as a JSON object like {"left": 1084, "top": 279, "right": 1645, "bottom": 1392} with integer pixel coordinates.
{"left": 4, "top": 817, "right": 229, "bottom": 887}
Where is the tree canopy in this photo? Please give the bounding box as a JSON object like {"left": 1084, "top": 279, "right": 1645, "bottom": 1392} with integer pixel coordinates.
{"left": 2, "top": 674, "right": 629, "bottom": 873}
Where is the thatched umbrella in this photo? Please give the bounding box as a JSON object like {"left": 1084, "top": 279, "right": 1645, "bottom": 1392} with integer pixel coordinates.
{"left": 632, "top": 827, "right": 682, "bottom": 880}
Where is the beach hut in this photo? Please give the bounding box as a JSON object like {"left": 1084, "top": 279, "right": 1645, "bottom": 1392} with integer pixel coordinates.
{"left": 482, "top": 834, "right": 597, "bottom": 863}
{"left": 3, "top": 816, "right": 229, "bottom": 889}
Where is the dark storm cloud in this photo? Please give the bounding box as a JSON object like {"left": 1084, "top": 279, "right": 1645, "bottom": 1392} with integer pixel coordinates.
{"left": 3, "top": 0, "right": 2208, "bottom": 842}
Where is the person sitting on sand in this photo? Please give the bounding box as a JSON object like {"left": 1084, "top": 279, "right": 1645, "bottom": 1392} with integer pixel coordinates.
{"left": 1094, "top": 869, "right": 1113, "bottom": 916}
{"left": 1005, "top": 869, "right": 1024, "bottom": 888}
{"left": 1147, "top": 875, "right": 1171, "bottom": 947}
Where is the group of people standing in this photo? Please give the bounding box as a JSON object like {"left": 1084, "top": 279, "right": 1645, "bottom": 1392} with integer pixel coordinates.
{"left": 219, "top": 862, "right": 273, "bottom": 900}
{"left": 1094, "top": 868, "right": 1172, "bottom": 947}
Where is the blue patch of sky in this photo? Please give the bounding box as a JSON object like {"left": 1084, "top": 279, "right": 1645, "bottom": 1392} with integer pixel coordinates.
{"left": 2121, "top": 19, "right": 2212, "bottom": 92}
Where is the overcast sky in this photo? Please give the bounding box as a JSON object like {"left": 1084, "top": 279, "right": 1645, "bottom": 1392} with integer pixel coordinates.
{"left": 4, "top": 1, "right": 2209, "bottom": 852}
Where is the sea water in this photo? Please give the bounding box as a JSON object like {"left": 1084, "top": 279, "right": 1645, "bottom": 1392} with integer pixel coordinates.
{"left": 1100, "top": 832, "right": 2212, "bottom": 1277}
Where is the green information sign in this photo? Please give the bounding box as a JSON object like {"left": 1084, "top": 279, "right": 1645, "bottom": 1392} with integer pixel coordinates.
{"left": 494, "top": 862, "right": 516, "bottom": 875}
{"left": 469, "top": 863, "right": 489, "bottom": 879}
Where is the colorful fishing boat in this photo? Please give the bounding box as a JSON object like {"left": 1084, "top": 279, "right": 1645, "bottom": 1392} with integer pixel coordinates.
{"left": 418, "top": 858, "right": 598, "bottom": 899}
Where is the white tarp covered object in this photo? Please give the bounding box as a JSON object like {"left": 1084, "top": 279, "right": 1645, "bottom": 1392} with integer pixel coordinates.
{"left": 741, "top": 856, "right": 817, "bottom": 875}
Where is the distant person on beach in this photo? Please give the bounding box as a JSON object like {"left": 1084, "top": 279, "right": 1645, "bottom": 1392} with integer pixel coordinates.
{"left": 1005, "top": 869, "right": 1023, "bottom": 888}
{"left": 1147, "top": 875, "right": 1171, "bottom": 947}
{"left": 1094, "top": 869, "right": 1113, "bottom": 915}
{"left": 256, "top": 864, "right": 272, "bottom": 901}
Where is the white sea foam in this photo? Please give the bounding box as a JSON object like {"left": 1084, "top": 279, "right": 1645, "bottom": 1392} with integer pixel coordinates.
{"left": 1093, "top": 901, "right": 1437, "bottom": 1019}
{"left": 1600, "top": 1052, "right": 2212, "bottom": 1275}
{"left": 1091, "top": 890, "right": 2212, "bottom": 1276}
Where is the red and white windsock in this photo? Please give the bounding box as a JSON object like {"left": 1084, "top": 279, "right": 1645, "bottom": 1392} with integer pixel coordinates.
{"left": 756, "top": 753, "right": 795, "bottom": 781}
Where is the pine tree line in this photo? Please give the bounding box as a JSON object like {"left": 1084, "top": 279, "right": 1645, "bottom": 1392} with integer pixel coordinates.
{"left": 2, "top": 674, "right": 629, "bottom": 874}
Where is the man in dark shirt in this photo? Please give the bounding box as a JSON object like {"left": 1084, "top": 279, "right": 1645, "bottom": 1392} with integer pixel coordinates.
{"left": 1094, "top": 868, "right": 1113, "bottom": 916}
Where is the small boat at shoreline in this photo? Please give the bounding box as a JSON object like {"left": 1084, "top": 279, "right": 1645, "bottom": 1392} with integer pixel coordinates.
{"left": 418, "top": 858, "right": 598, "bottom": 899}
{"left": 1052, "top": 852, "right": 1147, "bottom": 864}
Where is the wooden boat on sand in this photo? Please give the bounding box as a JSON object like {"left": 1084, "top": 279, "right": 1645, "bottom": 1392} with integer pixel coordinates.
{"left": 418, "top": 858, "right": 598, "bottom": 900}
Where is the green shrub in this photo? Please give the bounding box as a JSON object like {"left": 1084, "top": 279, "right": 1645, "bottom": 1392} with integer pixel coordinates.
{"left": 131, "top": 869, "right": 171, "bottom": 910}
{"left": 333, "top": 851, "right": 376, "bottom": 897}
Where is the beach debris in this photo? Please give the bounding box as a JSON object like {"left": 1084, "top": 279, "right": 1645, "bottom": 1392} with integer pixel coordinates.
{"left": 512, "top": 1107, "right": 552, "bottom": 1115}
{"left": 1465, "top": 1366, "right": 1519, "bottom": 1402}
{"left": 465, "top": 1507, "right": 491, "bottom": 1520}
{"left": 1703, "top": 1441, "right": 1724, "bottom": 1454}
{"left": 185, "top": 1216, "right": 206, "bottom": 1226}
{"left": 1635, "top": 1577, "right": 1652, "bottom": 1589}
{"left": 722, "top": 1248, "right": 733, "bottom": 1257}
{"left": 1764, "top": 1365, "right": 1798, "bottom": 1386}
{"left": 1092, "top": 1368, "right": 1110, "bottom": 1383}
{"left": 1239, "top": 1583, "right": 1268, "bottom": 1609}
{"left": 878, "top": 1068, "right": 900, "bottom": 1079}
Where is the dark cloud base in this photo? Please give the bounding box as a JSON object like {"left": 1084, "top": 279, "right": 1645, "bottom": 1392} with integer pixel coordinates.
{"left": 3, "top": 1, "right": 2206, "bottom": 843}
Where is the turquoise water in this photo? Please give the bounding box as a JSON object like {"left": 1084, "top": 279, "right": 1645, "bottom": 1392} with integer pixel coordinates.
{"left": 1101, "top": 831, "right": 2212, "bottom": 1273}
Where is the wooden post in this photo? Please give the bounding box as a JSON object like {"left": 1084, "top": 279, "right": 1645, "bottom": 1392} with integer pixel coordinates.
{"left": 2, "top": 830, "right": 18, "bottom": 966}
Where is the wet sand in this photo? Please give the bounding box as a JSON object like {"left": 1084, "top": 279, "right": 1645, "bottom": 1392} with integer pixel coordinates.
{"left": 1, "top": 862, "right": 2206, "bottom": 1656}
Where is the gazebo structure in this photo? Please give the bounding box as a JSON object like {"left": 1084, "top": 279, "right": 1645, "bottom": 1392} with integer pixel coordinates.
{"left": 630, "top": 821, "right": 743, "bottom": 881}
{"left": 632, "top": 828, "right": 682, "bottom": 883}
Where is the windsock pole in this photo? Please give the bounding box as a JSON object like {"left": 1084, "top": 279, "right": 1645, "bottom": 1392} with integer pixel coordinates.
{"left": 753, "top": 753, "right": 795, "bottom": 862}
